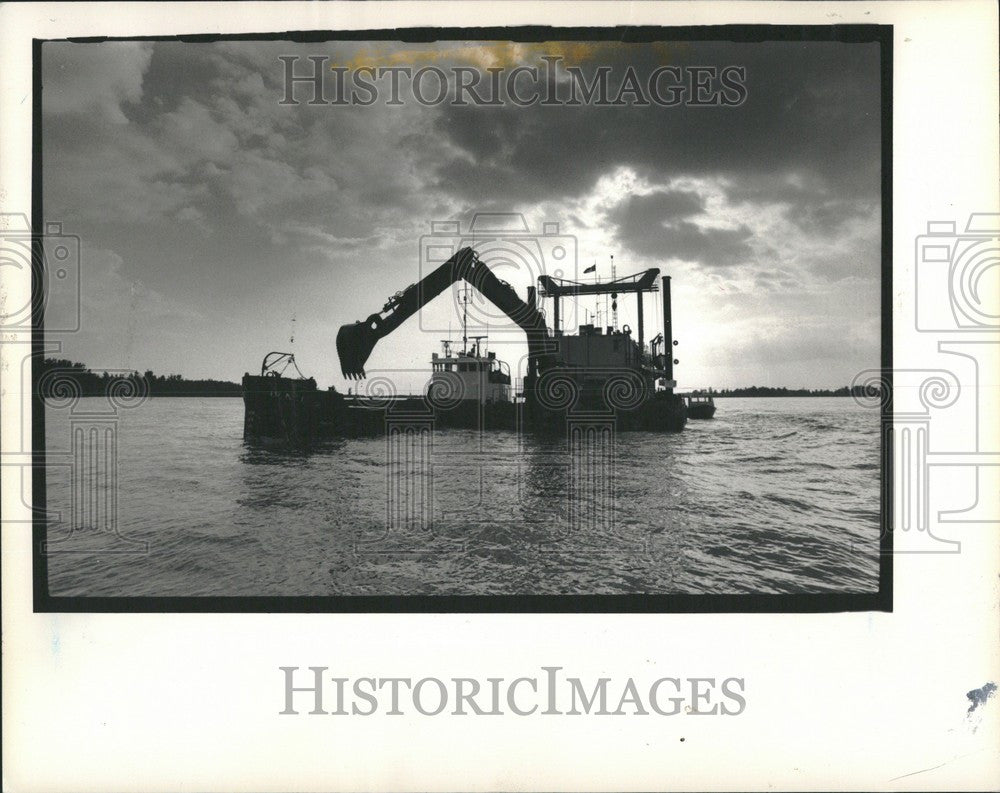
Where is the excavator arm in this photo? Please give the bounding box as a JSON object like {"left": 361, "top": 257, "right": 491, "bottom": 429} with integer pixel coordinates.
{"left": 336, "top": 247, "right": 556, "bottom": 379}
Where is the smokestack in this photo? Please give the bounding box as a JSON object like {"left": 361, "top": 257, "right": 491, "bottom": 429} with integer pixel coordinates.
{"left": 662, "top": 276, "right": 673, "bottom": 392}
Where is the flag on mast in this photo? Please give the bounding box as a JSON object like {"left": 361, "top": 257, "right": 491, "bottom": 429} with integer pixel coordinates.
{"left": 583, "top": 262, "right": 596, "bottom": 274}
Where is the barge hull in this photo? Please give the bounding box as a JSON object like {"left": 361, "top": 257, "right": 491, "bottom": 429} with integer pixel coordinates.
{"left": 243, "top": 374, "right": 685, "bottom": 445}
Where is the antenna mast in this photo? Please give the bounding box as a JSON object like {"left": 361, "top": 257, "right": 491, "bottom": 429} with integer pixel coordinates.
{"left": 593, "top": 260, "right": 599, "bottom": 329}
{"left": 610, "top": 254, "right": 618, "bottom": 331}
{"left": 459, "top": 286, "right": 472, "bottom": 353}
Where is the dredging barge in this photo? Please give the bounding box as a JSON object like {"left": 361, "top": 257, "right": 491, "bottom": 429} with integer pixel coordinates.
{"left": 243, "top": 247, "right": 687, "bottom": 444}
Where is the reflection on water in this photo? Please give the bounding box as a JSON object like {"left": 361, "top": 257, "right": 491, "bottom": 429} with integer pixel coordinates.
{"left": 45, "top": 397, "right": 880, "bottom": 596}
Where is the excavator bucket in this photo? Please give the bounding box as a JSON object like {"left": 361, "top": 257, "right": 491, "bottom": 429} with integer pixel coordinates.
{"left": 336, "top": 319, "right": 379, "bottom": 379}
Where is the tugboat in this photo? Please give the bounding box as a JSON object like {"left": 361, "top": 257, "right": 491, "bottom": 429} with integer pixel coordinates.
{"left": 684, "top": 393, "right": 717, "bottom": 419}
{"left": 426, "top": 333, "right": 516, "bottom": 429}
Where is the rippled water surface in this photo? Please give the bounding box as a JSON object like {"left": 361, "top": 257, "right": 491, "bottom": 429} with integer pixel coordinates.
{"left": 45, "top": 397, "right": 880, "bottom": 596}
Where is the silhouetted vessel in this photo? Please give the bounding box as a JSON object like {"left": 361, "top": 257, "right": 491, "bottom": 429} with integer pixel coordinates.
{"left": 242, "top": 345, "right": 517, "bottom": 444}
{"left": 426, "top": 336, "right": 516, "bottom": 429}
{"left": 243, "top": 247, "right": 692, "bottom": 444}
{"left": 685, "top": 394, "right": 717, "bottom": 419}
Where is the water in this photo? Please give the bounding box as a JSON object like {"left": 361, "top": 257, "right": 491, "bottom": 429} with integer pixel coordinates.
{"left": 44, "top": 397, "right": 880, "bottom": 596}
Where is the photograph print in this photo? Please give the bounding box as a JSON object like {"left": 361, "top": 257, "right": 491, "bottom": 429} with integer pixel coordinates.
{"left": 33, "top": 26, "right": 891, "bottom": 609}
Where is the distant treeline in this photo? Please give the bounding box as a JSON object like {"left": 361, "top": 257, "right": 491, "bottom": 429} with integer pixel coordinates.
{"left": 36, "top": 358, "right": 881, "bottom": 400}
{"left": 699, "top": 385, "right": 880, "bottom": 398}
{"left": 38, "top": 358, "right": 242, "bottom": 397}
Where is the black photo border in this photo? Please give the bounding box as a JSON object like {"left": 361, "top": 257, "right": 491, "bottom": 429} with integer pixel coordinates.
{"left": 31, "top": 23, "right": 893, "bottom": 613}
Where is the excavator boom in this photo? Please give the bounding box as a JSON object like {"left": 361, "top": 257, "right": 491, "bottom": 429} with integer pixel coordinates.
{"left": 336, "top": 247, "right": 554, "bottom": 379}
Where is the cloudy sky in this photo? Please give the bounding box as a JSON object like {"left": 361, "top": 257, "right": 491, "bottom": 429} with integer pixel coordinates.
{"left": 42, "top": 36, "right": 882, "bottom": 392}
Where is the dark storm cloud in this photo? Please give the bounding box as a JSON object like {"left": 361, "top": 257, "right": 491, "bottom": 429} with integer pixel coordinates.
{"left": 431, "top": 40, "right": 881, "bottom": 212}
{"left": 783, "top": 198, "right": 878, "bottom": 237}
{"left": 42, "top": 40, "right": 455, "bottom": 249}
{"left": 608, "top": 190, "right": 754, "bottom": 265}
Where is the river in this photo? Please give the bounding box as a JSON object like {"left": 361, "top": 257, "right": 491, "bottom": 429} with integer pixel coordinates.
{"left": 44, "top": 396, "right": 881, "bottom": 596}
